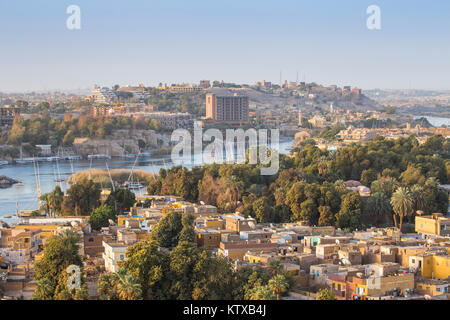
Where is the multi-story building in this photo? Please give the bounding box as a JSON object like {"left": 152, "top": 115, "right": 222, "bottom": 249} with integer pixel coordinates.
{"left": 89, "top": 87, "right": 118, "bottom": 104}
{"left": 102, "top": 240, "right": 128, "bottom": 273}
{"left": 0, "top": 228, "right": 41, "bottom": 265}
{"left": 415, "top": 213, "right": 450, "bottom": 237}
{"left": 195, "top": 229, "right": 221, "bottom": 249}
{"left": 168, "top": 83, "right": 203, "bottom": 93}
{"left": 205, "top": 90, "right": 249, "bottom": 123}
{"left": 225, "top": 215, "right": 257, "bottom": 233}
{"left": 0, "top": 106, "right": 20, "bottom": 126}
{"left": 338, "top": 126, "right": 377, "bottom": 143}
{"left": 199, "top": 80, "right": 211, "bottom": 88}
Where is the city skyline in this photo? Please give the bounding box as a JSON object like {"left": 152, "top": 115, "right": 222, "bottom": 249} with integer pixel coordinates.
{"left": 1, "top": 0, "right": 450, "bottom": 92}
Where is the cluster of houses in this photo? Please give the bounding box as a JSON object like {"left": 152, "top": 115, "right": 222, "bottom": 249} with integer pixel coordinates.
{"left": 1, "top": 194, "right": 450, "bottom": 300}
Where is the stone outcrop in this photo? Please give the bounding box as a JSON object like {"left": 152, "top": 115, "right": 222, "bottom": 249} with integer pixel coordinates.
{"left": 0, "top": 176, "right": 19, "bottom": 188}
{"left": 73, "top": 130, "right": 159, "bottom": 157}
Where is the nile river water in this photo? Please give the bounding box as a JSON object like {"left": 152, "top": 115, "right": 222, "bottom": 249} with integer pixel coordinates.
{"left": 0, "top": 139, "right": 294, "bottom": 224}
{"left": 413, "top": 116, "right": 449, "bottom": 127}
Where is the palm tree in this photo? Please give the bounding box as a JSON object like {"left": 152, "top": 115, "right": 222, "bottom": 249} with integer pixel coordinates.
{"left": 367, "top": 192, "right": 392, "bottom": 225}
{"left": 268, "top": 274, "right": 289, "bottom": 300}
{"left": 390, "top": 187, "right": 413, "bottom": 233}
{"left": 98, "top": 273, "right": 117, "bottom": 299}
{"left": 318, "top": 157, "right": 328, "bottom": 176}
{"left": 113, "top": 269, "right": 142, "bottom": 300}
{"left": 268, "top": 259, "right": 283, "bottom": 277}
{"left": 249, "top": 285, "right": 275, "bottom": 300}
{"left": 371, "top": 177, "right": 399, "bottom": 198}
{"left": 334, "top": 180, "right": 346, "bottom": 193}
{"left": 49, "top": 186, "right": 64, "bottom": 217}
{"left": 410, "top": 184, "right": 425, "bottom": 222}
{"left": 425, "top": 177, "right": 440, "bottom": 188}
{"left": 39, "top": 193, "right": 51, "bottom": 216}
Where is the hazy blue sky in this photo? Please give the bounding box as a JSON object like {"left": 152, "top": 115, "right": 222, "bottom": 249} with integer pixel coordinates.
{"left": 1, "top": 0, "right": 450, "bottom": 92}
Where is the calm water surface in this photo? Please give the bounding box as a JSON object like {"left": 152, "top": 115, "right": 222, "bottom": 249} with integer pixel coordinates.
{"left": 0, "top": 139, "right": 294, "bottom": 224}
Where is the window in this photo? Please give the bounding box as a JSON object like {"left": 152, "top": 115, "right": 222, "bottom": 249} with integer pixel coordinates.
{"left": 88, "top": 238, "right": 94, "bottom": 242}
{"left": 120, "top": 255, "right": 124, "bottom": 260}
{"left": 412, "top": 259, "right": 415, "bottom": 263}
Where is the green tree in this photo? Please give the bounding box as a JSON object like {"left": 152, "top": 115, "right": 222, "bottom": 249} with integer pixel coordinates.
{"left": 39, "top": 193, "right": 52, "bottom": 217}
{"left": 335, "top": 192, "right": 363, "bottom": 231}
{"left": 33, "top": 230, "right": 83, "bottom": 299}
{"left": 64, "top": 179, "right": 101, "bottom": 216}
{"left": 62, "top": 130, "right": 75, "bottom": 146}
{"left": 97, "top": 273, "right": 118, "bottom": 300}
{"left": 49, "top": 186, "right": 64, "bottom": 217}
{"left": 410, "top": 184, "right": 425, "bottom": 219}
{"left": 120, "top": 240, "right": 170, "bottom": 299}
{"left": 249, "top": 285, "right": 276, "bottom": 300}
{"left": 106, "top": 188, "right": 136, "bottom": 214}
{"left": 422, "top": 178, "right": 448, "bottom": 214}
{"left": 317, "top": 288, "right": 336, "bottom": 300}
{"left": 89, "top": 205, "right": 116, "bottom": 231}
{"left": 252, "top": 197, "right": 273, "bottom": 223}
{"left": 113, "top": 269, "right": 143, "bottom": 300}
{"left": 318, "top": 206, "right": 334, "bottom": 226}
{"left": 7, "top": 117, "right": 26, "bottom": 145}
{"left": 150, "top": 211, "right": 183, "bottom": 248}
{"left": 179, "top": 214, "right": 195, "bottom": 243}
{"left": 268, "top": 274, "right": 289, "bottom": 300}
{"left": 390, "top": 187, "right": 413, "bottom": 232}
{"left": 400, "top": 165, "right": 426, "bottom": 186}
{"left": 299, "top": 199, "right": 319, "bottom": 225}
{"left": 365, "top": 192, "right": 392, "bottom": 225}
{"left": 360, "top": 168, "right": 378, "bottom": 186}
{"left": 32, "top": 278, "right": 54, "bottom": 300}
{"left": 268, "top": 260, "right": 283, "bottom": 277}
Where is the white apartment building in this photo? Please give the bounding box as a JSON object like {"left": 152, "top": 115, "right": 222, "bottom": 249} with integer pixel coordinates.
{"left": 102, "top": 241, "right": 128, "bottom": 273}
{"left": 91, "top": 87, "right": 118, "bottom": 104}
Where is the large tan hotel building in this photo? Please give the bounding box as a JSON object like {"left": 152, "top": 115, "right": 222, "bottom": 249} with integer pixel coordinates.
{"left": 205, "top": 90, "right": 249, "bottom": 123}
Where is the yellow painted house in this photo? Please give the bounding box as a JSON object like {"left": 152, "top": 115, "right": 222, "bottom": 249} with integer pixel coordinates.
{"left": 410, "top": 253, "right": 450, "bottom": 280}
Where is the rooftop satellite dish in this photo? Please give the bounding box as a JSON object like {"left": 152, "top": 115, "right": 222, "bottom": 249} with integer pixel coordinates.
{"left": 200, "top": 201, "right": 205, "bottom": 205}
{"left": 424, "top": 295, "right": 432, "bottom": 300}
{"left": 108, "top": 219, "right": 116, "bottom": 226}
{"left": 70, "top": 221, "right": 79, "bottom": 227}
{"left": 248, "top": 221, "right": 256, "bottom": 229}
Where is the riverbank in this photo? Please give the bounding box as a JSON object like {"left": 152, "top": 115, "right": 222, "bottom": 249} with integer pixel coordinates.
{"left": 67, "top": 169, "right": 155, "bottom": 187}
{"left": 0, "top": 138, "right": 294, "bottom": 223}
